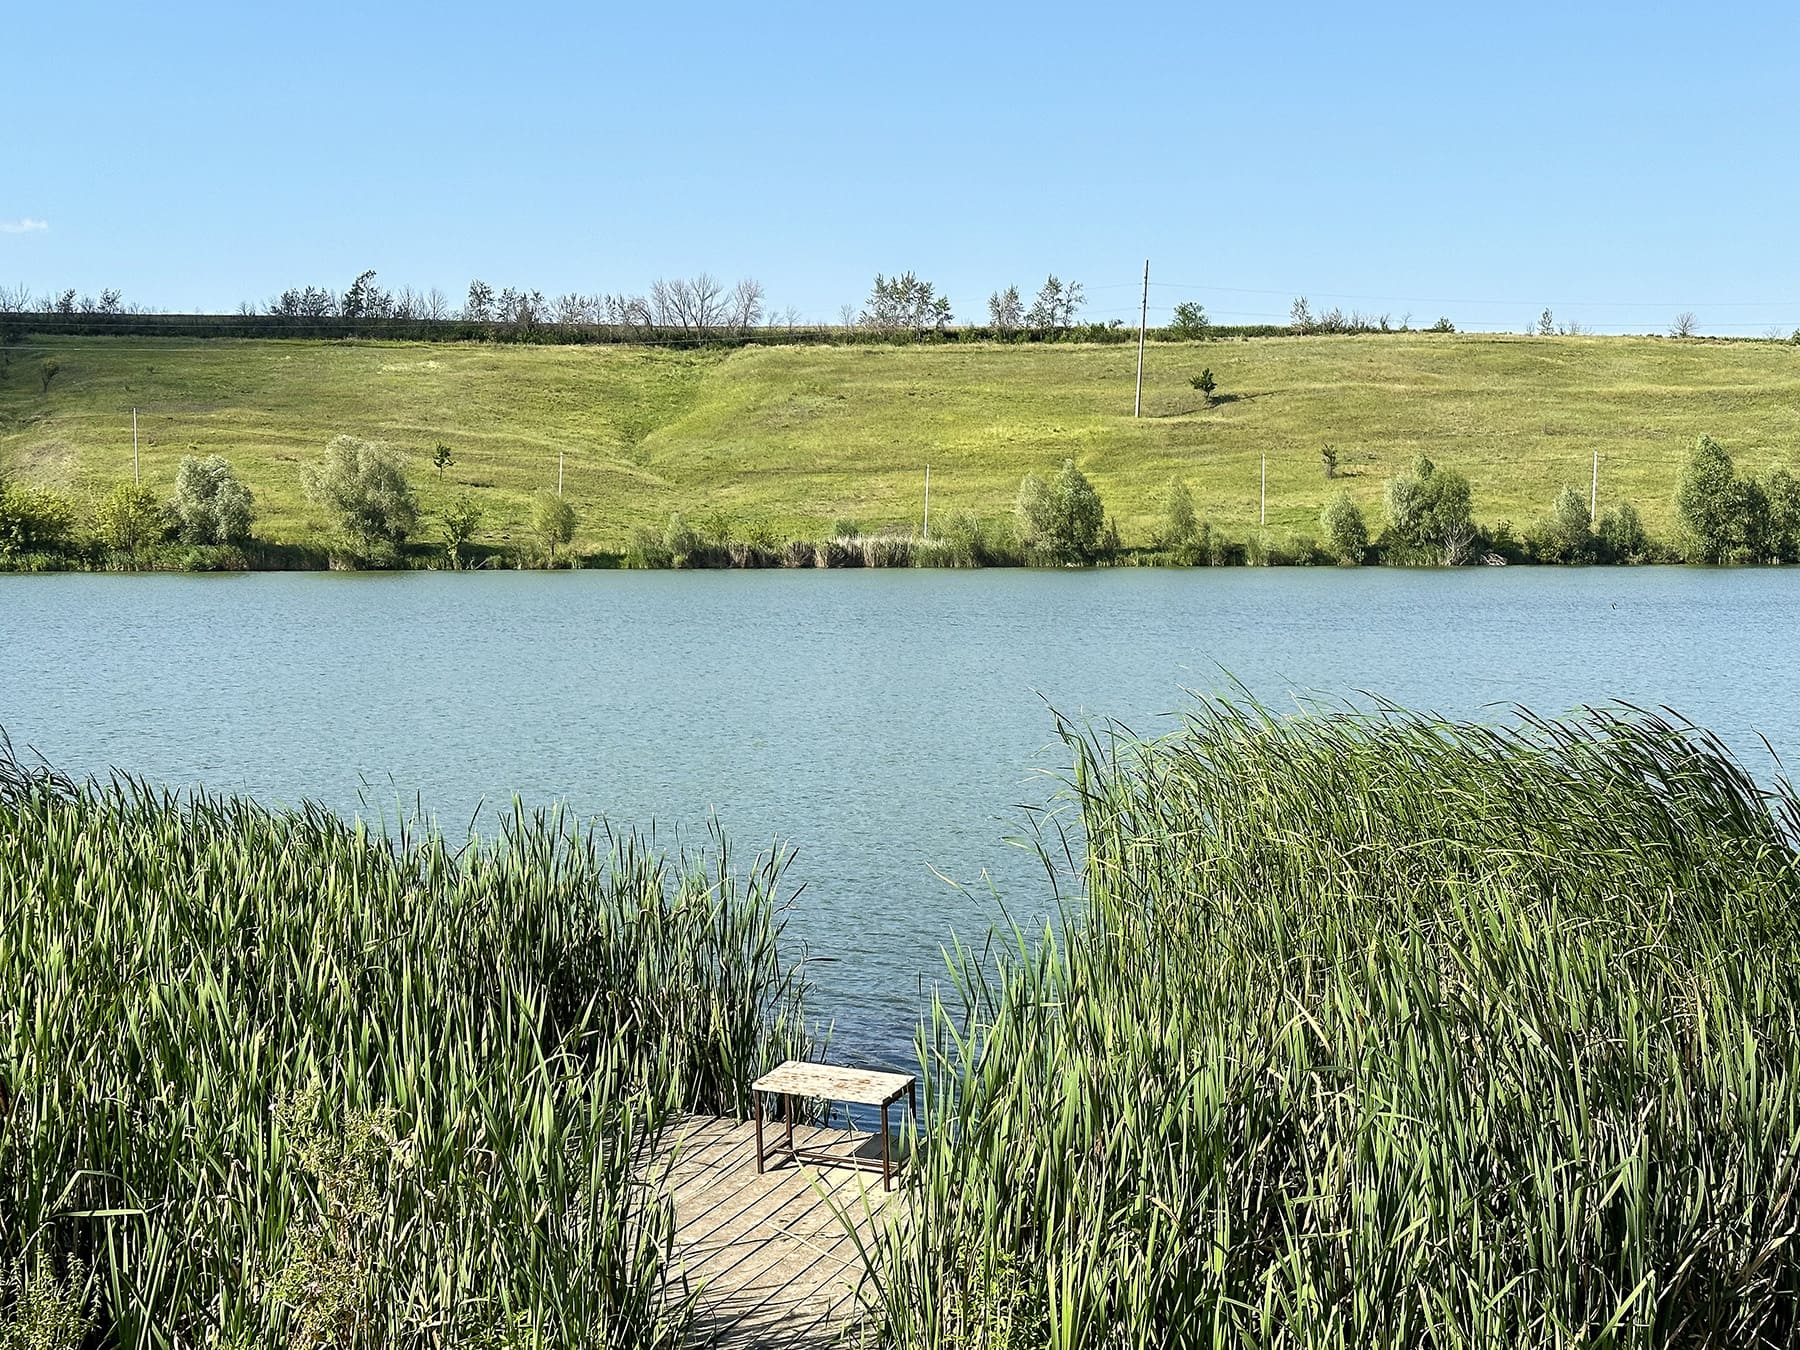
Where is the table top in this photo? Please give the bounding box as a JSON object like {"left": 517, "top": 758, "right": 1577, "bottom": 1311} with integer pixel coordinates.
{"left": 752, "top": 1059, "right": 916, "bottom": 1107}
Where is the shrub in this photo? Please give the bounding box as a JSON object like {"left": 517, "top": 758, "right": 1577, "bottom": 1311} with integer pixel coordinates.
{"left": 1320, "top": 444, "right": 1338, "bottom": 479}
{"left": 1015, "top": 459, "right": 1105, "bottom": 563}
{"left": 0, "top": 478, "right": 76, "bottom": 559}
{"left": 662, "top": 512, "right": 704, "bottom": 566}
{"left": 1160, "top": 479, "right": 1196, "bottom": 549}
{"left": 440, "top": 492, "right": 483, "bottom": 568}
{"left": 829, "top": 517, "right": 861, "bottom": 539}
{"left": 169, "top": 454, "right": 255, "bottom": 546}
{"left": 0, "top": 1254, "right": 93, "bottom": 1350}
{"left": 1765, "top": 469, "right": 1800, "bottom": 563}
{"left": 530, "top": 490, "right": 578, "bottom": 566}
{"left": 303, "top": 435, "right": 418, "bottom": 566}
{"left": 1596, "top": 502, "right": 1651, "bottom": 563}
{"left": 1320, "top": 492, "right": 1369, "bottom": 564}
{"left": 1430, "top": 316, "right": 1456, "bottom": 333}
{"left": 1189, "top": 368, "right": 1217, "bottom": 403}
{"left": 1533, "top": 485, "right": 1596, "bottom": 562}
{"left": 37, "top": 358, "right": 59, "bottom": 394}
{"left": 938, "top": 509, "right": 1013, "bottom": 566}
{"left": 91, "top": 481, "right": 168, "bottom": 553}
{"left": 625, "top": 524, "right": 673, "bottom": 569}
{"left": 1382, "top": 454, "right": 1477, "bottom": 565}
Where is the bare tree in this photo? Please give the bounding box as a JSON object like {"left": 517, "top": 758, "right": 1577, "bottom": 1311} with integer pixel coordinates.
{"left": 779, "top": 305, "right": 800, "bottom": 332}
{"left": 0, "top": 283, "right": 34, "bottom": 313}
{"left": 838, "top": 303, "right": 857, "bottom": 331}
{"left": 1671, "top": 311, "right": 1698, "bottom": 338}
{"left": 423, "top": 287, "right": 449, "bottom": 321}
{"left": 728, "top": 278, "right": 766, "bottom": 332}
{"left": 554, "top": 292, "right": 587, "bottom": 326}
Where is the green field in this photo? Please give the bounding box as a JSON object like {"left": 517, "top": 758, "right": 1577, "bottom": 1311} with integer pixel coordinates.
{"left": 3, "top": 333, "right": 1798, "bottom": 554}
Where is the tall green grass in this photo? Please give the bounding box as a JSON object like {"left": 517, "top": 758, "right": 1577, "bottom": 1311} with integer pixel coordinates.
{"left": 0, "top": 743, "right": 811, "bottom": 1347}
{"left": 875, "top": 700, "right": 1800, "bottom": 1348}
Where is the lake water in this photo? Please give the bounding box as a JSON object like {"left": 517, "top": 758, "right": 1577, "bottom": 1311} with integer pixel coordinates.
{"left": 3, "top": 568, "right": 1796, "bottom": 1067}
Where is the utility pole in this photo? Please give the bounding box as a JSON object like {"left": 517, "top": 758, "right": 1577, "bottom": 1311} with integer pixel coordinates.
{"left": 1590, "top": 448, "right": 1598, "bottom": 520}
{"left": 923, "top": 464, "right": 930, "bottom": 540}
{"left": 132, "top": 408, "right": 139, "bottom": 485}
{"left": 1133, "top": 260, "right": 1149, "bottom": 418}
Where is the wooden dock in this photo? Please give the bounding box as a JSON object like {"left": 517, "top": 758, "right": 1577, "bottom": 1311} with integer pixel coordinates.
{"left": 655, "top": 1114, "right": 899, "bottom": 1347}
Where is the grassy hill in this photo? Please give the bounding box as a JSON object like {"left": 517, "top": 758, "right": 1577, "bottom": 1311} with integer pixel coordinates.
{"left": 3, "top": 333, "right": 1798, "bottom": 555}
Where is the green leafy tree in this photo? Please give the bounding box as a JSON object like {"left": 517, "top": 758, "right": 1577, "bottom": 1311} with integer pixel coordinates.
{"left": 531, "top": 490, "right": 578, "bottom": 565}
{"left": 1765, "top": 468, "right": 1800, "bottom": 563}
{"left": 1168, "top": 302, "right": 1210, "bottom": 340}
{"left": 987, "top": 285, "right": 1024, "bottom": 339}
{"left": 431, "top": 443, "right": 455, "bottom": 480}
{"left": 1675, "top": 436, "right": 1740, "bottom": 563}
{"left": 303, "top": 435, "right": 419, "bottom": 565}
{"left": 1189, "top": 368, "right": 1218, "bottom": 404}
{"left": 1321, "top": 492, "right": 1369, "bottom": 564}
{"left": 860, "top": 273, "right": 952, "bottom": 338}
{"left": 1025, "top": 275, "right": 1084, "bottom": 337}
{"left": 440, "top": 493, "right": 483, "bottom": 568}
{"left": 1596, "top": 502, "right": 1651, "bottom": 562}
{"left": 1538, "top": 485, "right": 1595, "bottom": 562}
{"left": 1161, "top": 478, "right": 1197, "bottom": 549}
{"left": 38, "top": 359, "right": 59, "bottom": 394}
{"left": 93, "top": 481, "right": 168, "bottom": 552}
{"left": 170, "top": 454, "right": 255, "bottom": 545}
{"left": 1016, "top": 459, "right": 1105, "bottom": 563}
{"left": 1382, "top": 454, "right": 1477, "bottom": 565}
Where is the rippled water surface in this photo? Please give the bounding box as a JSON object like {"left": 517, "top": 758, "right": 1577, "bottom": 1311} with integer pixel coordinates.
{"left": 4, "top": 567, "right": 1795, "bottom": 1063}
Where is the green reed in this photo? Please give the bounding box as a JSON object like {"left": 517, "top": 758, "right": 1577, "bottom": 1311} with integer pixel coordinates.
{"left": 871, "top": 700, "right": 1800, "bottom": 1349}
{"left": 0, "top": 743, "right": 811, "bottom": 1348}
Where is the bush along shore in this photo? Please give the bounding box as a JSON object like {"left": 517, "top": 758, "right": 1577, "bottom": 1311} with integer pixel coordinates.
{"left": 873, "top": 699, "right": 1800, "bottom": 1348}
{"left": 3, "top": 433, "right": 1792, "bottom": 573}
{"left": 0, "top": 742, "right": 813, "bottom": 1347}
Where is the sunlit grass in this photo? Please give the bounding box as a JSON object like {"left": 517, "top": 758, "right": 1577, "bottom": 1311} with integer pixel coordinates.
{"left": 874, "top": 699, "right": 1800, "bottom": 1348}
{"left": 3, "top": 335, "right": 1797, "bottom": 553}
{"left": 0, "top": 743, "right": 811, "bottom": 1347}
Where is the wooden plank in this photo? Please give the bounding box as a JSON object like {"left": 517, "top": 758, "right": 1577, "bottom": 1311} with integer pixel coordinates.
{"left": 751, "top": 1059, "right": 915, "bottom": 1106}
{"left": 651, "top": 1114, "right": 896, "bottom": 1348}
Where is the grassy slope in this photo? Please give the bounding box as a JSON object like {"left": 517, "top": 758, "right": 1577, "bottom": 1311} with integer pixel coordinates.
{"left": 3, "top": 333, "right": 1798, "bottom": 552}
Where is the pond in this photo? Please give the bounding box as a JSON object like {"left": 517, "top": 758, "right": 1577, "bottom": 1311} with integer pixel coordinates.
{"left": 4, "top": 567, "right": 1795, "bottom": 1065}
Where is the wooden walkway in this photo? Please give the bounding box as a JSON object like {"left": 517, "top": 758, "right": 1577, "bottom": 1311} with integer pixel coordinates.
{"left": 653, "top": 1114, "right": 899, "bottom": 1348}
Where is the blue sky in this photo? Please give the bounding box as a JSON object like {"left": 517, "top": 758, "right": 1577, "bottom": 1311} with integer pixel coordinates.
{"left": 5, "top": 0, "right": 1798, "bottom": 333}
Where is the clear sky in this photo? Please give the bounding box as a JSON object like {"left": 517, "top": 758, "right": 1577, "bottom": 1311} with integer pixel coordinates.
{"left": 5, "top": 0, "right": 1798, "bottom": 333}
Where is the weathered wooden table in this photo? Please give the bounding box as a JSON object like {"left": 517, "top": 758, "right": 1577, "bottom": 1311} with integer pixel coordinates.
{"left": 751, "top": 1060, "right": 918, "bottom": 1191}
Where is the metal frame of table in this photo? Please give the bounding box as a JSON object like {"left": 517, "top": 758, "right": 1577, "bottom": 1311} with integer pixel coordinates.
{"left": 751, "top": 1060, "right": 918, "bottom": 1191}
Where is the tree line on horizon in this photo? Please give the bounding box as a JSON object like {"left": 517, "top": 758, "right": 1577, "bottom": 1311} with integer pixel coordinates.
{"left": 9, "top": 274, "right": 1794, "bottom": 344}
